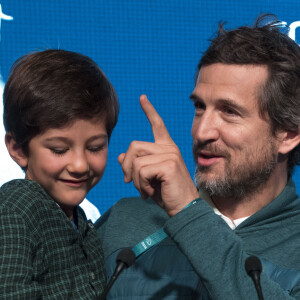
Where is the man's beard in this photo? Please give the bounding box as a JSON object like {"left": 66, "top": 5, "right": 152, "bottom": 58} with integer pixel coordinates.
{"left": 193, "top": 140, "right": 278, "bottom": 200}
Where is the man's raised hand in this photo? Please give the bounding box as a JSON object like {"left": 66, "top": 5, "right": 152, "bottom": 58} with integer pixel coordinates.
{"left": 118, "top": 95, "right": 199, "bottom": 216}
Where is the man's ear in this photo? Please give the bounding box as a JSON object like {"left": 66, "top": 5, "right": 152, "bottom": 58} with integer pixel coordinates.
{"left": 277, "top": 127, "right": 300, "bottom": 155}
{"left": 5, "top": 132, "right": 28, "bottom": 169}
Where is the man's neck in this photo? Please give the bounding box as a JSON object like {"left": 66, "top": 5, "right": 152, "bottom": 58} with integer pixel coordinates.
{"left": 211, "top": 163, "right": 288, "bottom": 222}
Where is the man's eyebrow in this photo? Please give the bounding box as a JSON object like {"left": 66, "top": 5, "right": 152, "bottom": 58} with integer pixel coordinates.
{"left": 189, "top": 94, "right": 250, "bottom": 116}
{"left": 218, "top": 99, "right": 250, "bottom": 116}
{"left": 189, "top": 93, "right": 202, "bottom": 102}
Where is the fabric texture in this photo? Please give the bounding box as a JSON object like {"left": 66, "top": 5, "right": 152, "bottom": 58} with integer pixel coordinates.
{"left": 96, "top": 178, "right": 300, "bottom": 299}
{"left": 0, "top": 179, "right": 106, "bottom": 299}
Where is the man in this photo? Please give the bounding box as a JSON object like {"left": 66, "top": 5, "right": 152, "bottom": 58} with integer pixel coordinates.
{"left": 97, "top": 15, "right": 300, "bottom": 299}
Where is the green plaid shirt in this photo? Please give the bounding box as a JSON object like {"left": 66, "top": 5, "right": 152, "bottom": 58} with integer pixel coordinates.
{"left": 0, "top": 179, "right": 106, "bottom": 299}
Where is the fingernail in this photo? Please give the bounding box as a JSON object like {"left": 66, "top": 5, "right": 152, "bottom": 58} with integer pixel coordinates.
{"left": 141, "top": 94, "right": 148, "bottom": 101}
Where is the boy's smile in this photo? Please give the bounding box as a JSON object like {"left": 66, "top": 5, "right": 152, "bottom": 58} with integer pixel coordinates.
{"left": 22, "top": 119, "right": 108, "bottom": 218}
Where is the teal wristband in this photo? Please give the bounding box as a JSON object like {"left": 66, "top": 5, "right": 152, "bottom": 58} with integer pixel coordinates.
{"left": 132, "top": 197, "right": 201, "bottom": 258}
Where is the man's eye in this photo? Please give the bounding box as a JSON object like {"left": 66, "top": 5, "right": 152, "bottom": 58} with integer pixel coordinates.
{"left": 50, "top": 148, "right": 67, "bottom": 155}
{"left": 194, "top": 101, "right": 205, "bottom": 110}
{"left": 223, "top": 107, "right": 238, "bottom": 116}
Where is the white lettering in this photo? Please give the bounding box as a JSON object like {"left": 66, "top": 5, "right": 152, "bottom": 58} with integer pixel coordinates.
{"left": 288, "top": 21, "right": 300, "bottom": 43}
{"left": 0, "top": 4, "right": 13, "bottom": 42}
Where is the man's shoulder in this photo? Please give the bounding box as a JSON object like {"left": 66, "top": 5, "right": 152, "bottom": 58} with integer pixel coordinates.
{"left": 114, "top": 196, "right": 165, "bottom": 212}
{"left": 97, "top": 196, "right": 168, "bottom": 228}
{"left": 96, "top": 197, "right": 169, "bottom": 256}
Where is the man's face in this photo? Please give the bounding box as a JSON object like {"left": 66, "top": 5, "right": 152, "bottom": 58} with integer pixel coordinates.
{"left": 191, "top": 63, "right": 280, "bottom": 199}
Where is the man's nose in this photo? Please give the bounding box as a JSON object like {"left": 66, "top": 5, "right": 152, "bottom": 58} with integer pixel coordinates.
{"left": 191, "top": 111, "right": 220, "bottom": 143}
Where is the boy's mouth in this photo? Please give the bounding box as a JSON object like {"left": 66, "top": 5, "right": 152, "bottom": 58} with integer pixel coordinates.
{"left": 60, "top": 178, "right": 89, "bottom": 187}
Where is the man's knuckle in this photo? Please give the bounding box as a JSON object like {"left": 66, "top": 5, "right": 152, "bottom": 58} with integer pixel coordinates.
{"left": 166, "top": 159, "right": 178, "bottom": 171}
{"left": 139, "top": 166, "right": 147, "bottom": 178}
{"left": 132, "top": 158, "right": 141, "bottom": 171}
{"left": 129, "top": 140, "right": 139, "bottom": 150}
{"left": 169, "top": 151, "right": 180, "bottom": 161}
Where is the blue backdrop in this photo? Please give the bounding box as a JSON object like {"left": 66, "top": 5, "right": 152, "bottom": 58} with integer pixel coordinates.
{"left": 0, "top": 0, "right": 299, "bottom": 213}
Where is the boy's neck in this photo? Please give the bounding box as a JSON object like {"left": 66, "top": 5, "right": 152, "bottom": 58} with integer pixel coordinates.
{"left": 59, "top": 203, "right": 75, "bottom": 220}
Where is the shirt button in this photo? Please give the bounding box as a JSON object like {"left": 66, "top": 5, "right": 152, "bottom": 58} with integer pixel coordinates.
{"left": 88, "top": 222, "right": 94, "bottom": 229}
{"left": 90, "top": 272, "right": 96, "bottom": 280}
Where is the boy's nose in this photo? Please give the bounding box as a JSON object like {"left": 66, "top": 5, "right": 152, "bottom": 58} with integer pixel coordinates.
{"left": 68, "top": 152, "right": 89, "bottom": 174}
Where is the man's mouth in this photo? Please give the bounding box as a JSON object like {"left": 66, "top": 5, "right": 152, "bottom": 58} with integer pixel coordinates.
{"left": 197, "top": 152, "right": 223, "bottom": 167}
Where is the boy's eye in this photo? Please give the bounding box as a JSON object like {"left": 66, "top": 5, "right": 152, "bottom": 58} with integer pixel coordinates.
{"left": 88, "top": 145, "right": 106, "bottom": 153}
{"left": 50, "top": 148, "right": 68, "bottom": 155}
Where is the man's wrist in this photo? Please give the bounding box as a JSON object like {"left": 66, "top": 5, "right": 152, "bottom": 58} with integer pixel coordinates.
{"left": 168, "top": 197, "right": 201, "bottom": 217}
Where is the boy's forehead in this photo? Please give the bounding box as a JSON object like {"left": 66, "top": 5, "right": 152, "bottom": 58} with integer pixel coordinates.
{"left": 46, "top": 116, "right": 106, "bottom": 130}
{"left": 37, "top": 118, "right": 108, "bottom": 139}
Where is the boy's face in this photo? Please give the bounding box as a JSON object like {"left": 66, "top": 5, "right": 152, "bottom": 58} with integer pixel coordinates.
{"left": 24, "top": 119, "right": 108, "bottom": 218}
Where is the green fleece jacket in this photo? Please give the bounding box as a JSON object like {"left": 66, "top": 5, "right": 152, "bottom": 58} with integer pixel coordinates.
{"left": 0, "top": 179, "right": 106, "bottom": 299}
{"left": 96, "top": 179, "right": 300, "bottom": 299}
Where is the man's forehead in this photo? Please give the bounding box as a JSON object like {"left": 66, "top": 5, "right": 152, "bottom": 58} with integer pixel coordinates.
{"left": 193, "top": 64, "right": 268, "bottom": 101}
{"left": 196, "top": 63, "right": 268, "bottom": 85}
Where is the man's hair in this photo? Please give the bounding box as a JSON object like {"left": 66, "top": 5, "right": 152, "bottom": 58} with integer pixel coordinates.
{"left": 3, "top": 49, "right": 119, "bottom": 155}
{"left": 196, "top": 14, "right": 300, "bottom": 174}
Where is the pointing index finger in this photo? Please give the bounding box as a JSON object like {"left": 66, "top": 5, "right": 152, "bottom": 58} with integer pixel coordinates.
{"left": 139, "top": 95, "right": 173, "bottom": 144}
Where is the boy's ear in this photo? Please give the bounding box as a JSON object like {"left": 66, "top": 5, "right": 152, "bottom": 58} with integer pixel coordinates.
{"left": 5, "top": 132, "right": 28, "bottom": 169}
{"left": 277, "top": 127, "right": 300, "bottom": 155}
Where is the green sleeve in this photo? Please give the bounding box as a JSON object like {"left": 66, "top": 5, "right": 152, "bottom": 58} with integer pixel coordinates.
{"left": 0, "top": 209, "right": 42, "bottom": 299}
{"left": 164, "top": 200, "right": 299, "bottom": 299}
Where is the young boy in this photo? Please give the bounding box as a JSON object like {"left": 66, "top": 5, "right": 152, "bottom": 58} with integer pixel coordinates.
{"left": 0, "top": 49, "right": 119, "bottom": 299}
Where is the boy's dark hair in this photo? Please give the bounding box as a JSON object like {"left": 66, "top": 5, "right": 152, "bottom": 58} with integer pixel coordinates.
{"left": 197, "top": 14, "right": 300, "bottom": 174}
{"left": 3, "top": 49, "right": 119, "bottom": 155}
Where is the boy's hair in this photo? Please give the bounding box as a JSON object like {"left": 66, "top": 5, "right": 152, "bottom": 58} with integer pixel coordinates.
{"left": 197, "top": 14, "right": 300, "bottom": 173}
{"left": 3, "top": 49, "right": 119, "bottom": 155}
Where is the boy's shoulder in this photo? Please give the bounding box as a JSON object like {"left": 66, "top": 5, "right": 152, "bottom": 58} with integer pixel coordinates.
{"left": 0, "top": 179, "right": 55, "bottom": 216}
